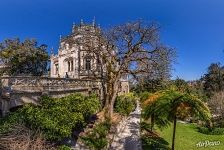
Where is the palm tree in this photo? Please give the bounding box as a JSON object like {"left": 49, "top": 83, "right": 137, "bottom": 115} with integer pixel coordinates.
{"left": 142, "top": 91, "right": 170, "bottom": 131}
{"left": 143, "top": 89, "right": 211, "bottom": 150}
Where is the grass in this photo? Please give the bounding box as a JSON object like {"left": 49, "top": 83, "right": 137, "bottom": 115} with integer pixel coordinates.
{"left": 157, "top": 122, "right": 224, "bottom": 150}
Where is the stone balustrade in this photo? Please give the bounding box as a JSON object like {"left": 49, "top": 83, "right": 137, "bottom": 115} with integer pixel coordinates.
{"left": 0, "top": 76, "right": 102, "bottom": 116}
{"left": 4, "top": 76, "right": 99, "bottom": 91}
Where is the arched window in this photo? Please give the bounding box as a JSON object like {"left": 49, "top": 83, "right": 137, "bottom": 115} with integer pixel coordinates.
{"left": 64, "top": 58, "right": 74, "bottom": 72}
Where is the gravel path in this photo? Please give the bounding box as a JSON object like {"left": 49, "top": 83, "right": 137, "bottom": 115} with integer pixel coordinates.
{"left": 110, "top": 101, "right": 142, "bottom": 150}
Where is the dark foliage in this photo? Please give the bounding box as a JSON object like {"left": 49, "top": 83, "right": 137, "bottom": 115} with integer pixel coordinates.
{"left": 141, "top": 135, "right": 171, "bottom": 150}
{"left": 203, "top": 63, "right": 224, "bottom": 98}
{"left": 197, "top": 126, "right": 224, "bottom": 135}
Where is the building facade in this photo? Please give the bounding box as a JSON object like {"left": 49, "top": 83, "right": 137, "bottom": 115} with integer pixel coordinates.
{"left": 50, "top": 20, "right": 129, "bottom": 94}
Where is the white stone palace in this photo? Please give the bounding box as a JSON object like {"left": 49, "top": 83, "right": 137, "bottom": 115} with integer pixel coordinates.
{"left": 50, "top": 20, "right": 129, "bottom": 94}
{"left": 0, "top": 20, "right": 129, "bottom": 116}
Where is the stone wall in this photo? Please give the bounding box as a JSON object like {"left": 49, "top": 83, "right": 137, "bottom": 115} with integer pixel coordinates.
{"left": 0, "top": 76, "right": 101, "bottom": 116}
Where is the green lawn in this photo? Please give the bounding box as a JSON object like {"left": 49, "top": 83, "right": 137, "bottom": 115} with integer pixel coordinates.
{"left": 157, "top": 122, "right": 224, "bottom": 150}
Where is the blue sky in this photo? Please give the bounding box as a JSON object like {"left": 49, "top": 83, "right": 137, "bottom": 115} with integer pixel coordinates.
{"left": 0, "top": 0, "right": 224, "bottom": 80}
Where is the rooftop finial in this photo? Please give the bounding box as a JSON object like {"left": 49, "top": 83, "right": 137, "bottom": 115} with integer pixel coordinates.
{"left": 98, "top": 24, "right": 100, "bottom": 29}
{"left": 51, "top": 47, "right": 54, "bottom": 55}
{"left": 92, "top": 16, "right": 96, "bottom": 26}
{"left": 80, "top": 19, "right": 84, "bottom": 25}
{"left": 59, "top": 35, "right": 62, "bottom": 49}
{"left": 72, "top": 22, "right": 76, "bottom": 33}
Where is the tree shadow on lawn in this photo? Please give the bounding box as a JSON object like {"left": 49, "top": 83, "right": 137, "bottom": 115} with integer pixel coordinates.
{"left": 141, "top": 135, "right": 171, "bottom": 150}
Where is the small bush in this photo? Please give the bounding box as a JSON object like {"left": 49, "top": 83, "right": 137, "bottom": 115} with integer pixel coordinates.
{"left": 58, "top": 145, "right": 71, "bottom": 150}
{"left": 0, "top": 112, "right": 23, "bottom": 134}
{"left": 114, "top": 93, "right": 136, "bottom": 116}
{"left": 197, "top": 126, "right": 224, "bottom": 135}
{"left": 81, "top": 121, "right": 111, "bottom": 150}
{"left": 138, "top": 92, "right": 151, "bottom": 102}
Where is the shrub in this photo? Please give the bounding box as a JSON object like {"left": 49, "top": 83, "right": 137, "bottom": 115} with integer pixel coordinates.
{"left": 58, "top": 145, "right": 71, "bottom": 150}
{"left": 212, "top": 117, "right": 224, "bottom": 128}
{"left": 114, "top": 93, "right": 136, "bottom": 116}
{"left": 0, "top": 93, "right": 100, "bottom": 141}
{"left": 138, "top": 91, "right": 151, "bottom": 102}
{"left": 0, "top": 112, "right": 23, "bottom": 134}
{"left": 197, "top": 126, "right": 224, "bottom": 135}
{"left": 81, "top": 121, "right": 111, "bottom": 150}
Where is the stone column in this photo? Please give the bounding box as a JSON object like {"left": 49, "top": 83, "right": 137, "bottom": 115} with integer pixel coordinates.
{"left": 1, "top": 99, "right": 10, "bottom": 117}
{"left": 1, "top": 75, "right": 11, "bottom": 116}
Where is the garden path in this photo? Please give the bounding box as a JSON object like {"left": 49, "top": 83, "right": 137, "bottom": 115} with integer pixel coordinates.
{"left": 110, "top": 101, "right": 142, "bottom": 150}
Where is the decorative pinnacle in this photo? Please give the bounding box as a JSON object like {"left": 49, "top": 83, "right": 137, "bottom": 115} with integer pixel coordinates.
{"left": 72, "top": 22, "right": 76, "bottom": 33}
{"left": 51, "top": 47, "right": 54, "bottom": 55}
{"left": 92, "top": 16, "right": 96, "bottom": 26}
{"left": 80, "top": 19, "right": 84, "bottom": 25}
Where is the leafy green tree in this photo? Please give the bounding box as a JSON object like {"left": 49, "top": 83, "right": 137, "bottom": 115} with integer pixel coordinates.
{"left": 133, "top": 79, "right": 168, "bottom": 93}
{"left": 203, "top": 63, "right": 224, "bottom": 98}
{"left": 171, "top": 78, "right": 189, "bottom": 92}
{"left": 143, "top": 90, "right": 211, "bottom": 150}
{"left": 0, "top": 38, "right": 49, "bottom": 76}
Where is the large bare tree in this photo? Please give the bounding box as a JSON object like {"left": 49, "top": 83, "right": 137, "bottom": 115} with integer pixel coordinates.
{"left": 208, "top": 91, "right": 224, "bottom": 122}
{"left": 77, "top": 20, "right": 175, "bottom": 117}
